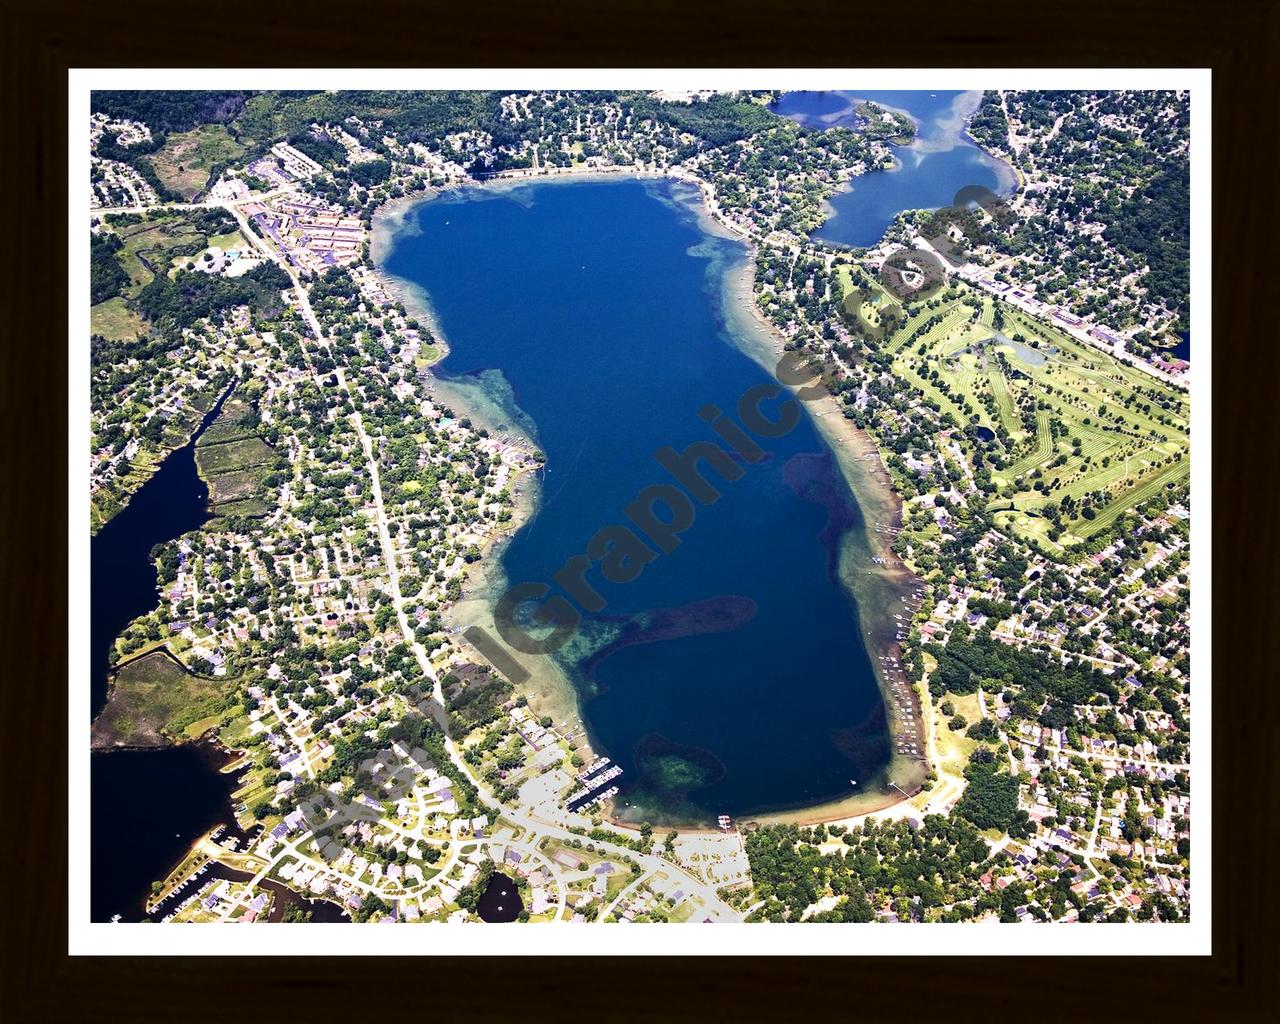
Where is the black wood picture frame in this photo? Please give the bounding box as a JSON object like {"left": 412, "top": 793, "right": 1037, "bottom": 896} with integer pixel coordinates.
{"left": 2, "top": 0, "right": 1274, "bottom": 1018}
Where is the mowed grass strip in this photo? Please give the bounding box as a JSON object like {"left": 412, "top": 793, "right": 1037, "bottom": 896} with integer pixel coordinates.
{"left": 1075, "top": 459, "right": 1189, "bottom": 538}
{"left": 196, "top": 436, "right": 276, "bottom": 475}
{"left": 986, "top": 364, "right": 1021, "bottom": 438}
{"left": 1002, "top": 409, "right": 1055, "bottom": 478}
{"left": 886, "top": 298, "right": 962, "bottom": 354}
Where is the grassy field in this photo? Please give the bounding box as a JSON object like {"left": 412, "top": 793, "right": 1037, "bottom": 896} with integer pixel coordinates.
{"left": 90, "top": 296, "right": 147, "bottom": 341}
{"left": 151, "top": 124, "right": 246, "bottom": 201}
{"left": 198, "top": 395, "right": 257, "bottom": 444}
{"left": 886, "top": 283, "right": 1189, "bottom": 551}
{"left": 207, "top": 229, "right": 248, "bottom": 252}
{"left": 195, "top": 395, "right": 280, "bottom": 518}
{"left": 91, "top": 650, "right": 232, "bottom": 749}
{"left": 931, "top": 690, "right": 986, "bottom": 778}
{"left": 538, "top": 838, "right": 621, "bottom": 876}
{"left": 205, "top": 467, "right": 270, "bottom": 504}
{"left": 197, "top": 436, "right": 276, "bottom": 474}
{"left": 112, "top": 213, "right": 208, "bottom": 297}
{"left": 668, "top": 896, "right": 704, "bottom": 923}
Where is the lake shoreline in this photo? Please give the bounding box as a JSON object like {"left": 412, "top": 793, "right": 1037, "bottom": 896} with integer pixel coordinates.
{"left": 795, "top": 89, "right": 1018, "bottom": 249}
{"left": 91, "top": 734, "right": 251, "bottom": 922}
{"left": 89, "top": 376, "right": 236, "bottom": 538}
{"left": 372, "top": 175, "right": 615, "bottom": 747}
{"left": 716, "top": 253, "right": 929, "bottom": 825}
{"left": 370, "top": 168, "right": 923, "bottom": 828}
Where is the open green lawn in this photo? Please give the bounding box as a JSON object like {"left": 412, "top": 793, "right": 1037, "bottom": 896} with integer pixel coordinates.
{"left": 668, "top": 897, "right": 703, "bottom": 923}
{"left": 90, "top": 296, "right": 147, "bottom": 341}
{"left": 992, "top": 507, "right": 1073, "bottom": 554}
{"left": 151, "top": 124, "right": 246, "bottom": 201}
{"left": 930, "top": 686, "right": 989, "bottom": 781}
{"left": 208, "top": 229, "right": 248, "bottom": 251}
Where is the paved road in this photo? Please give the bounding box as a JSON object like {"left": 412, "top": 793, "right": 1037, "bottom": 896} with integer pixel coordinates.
{"left": 912, "top": 234, "right": 1187, "bottom": 390}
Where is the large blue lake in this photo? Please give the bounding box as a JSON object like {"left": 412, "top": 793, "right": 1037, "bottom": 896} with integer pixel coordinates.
{"left": 382, "top": 180, "right": 890, "bottom": 820}
{"left": 773, "top": 89, "right": 1015, "bottom": 248}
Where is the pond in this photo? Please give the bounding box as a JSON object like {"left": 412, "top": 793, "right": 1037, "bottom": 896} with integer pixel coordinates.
{"left": 992, "top": 332, "right": 1050, "bottom": 367}
{"left": 477, "top": 871, "right": 524, "bottom": 922}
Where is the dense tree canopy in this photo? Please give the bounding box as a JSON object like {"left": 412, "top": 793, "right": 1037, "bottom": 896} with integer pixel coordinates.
{"left": 136, "top": 262, "right": 291, "bottom": 330}
{"left": 90, "top": 232, "right": 128, "bottom": 304}
{"left": 92, "top": 90, "right": 250, "bottom": 132}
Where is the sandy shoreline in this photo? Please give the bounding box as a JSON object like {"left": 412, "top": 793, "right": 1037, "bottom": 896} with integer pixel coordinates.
{"left": 369, "top": 165, "right": 924, "bottom": 828}
{"left": 715, "top": 253, "right": 928, "bottom": 826}
{"left": 371, "top": 173, "right": 616, "bottom": 750}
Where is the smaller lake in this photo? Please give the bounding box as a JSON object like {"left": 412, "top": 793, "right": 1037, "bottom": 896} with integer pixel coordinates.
{"left": 772, "top": 90, "right": 1015, "bottom": 249}
{"left": 992, "top": 332, "right": 1051, "bottom": 367}
{"left": 91, "top": 741, "right": 243, "bottom": 922}
{"left": 477, "top": 871, "right": 524, "bottom": 922}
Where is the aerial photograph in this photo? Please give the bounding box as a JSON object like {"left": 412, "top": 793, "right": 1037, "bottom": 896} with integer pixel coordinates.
{"left": 82, "top": 81, "right": 1196, "bottom": 940}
